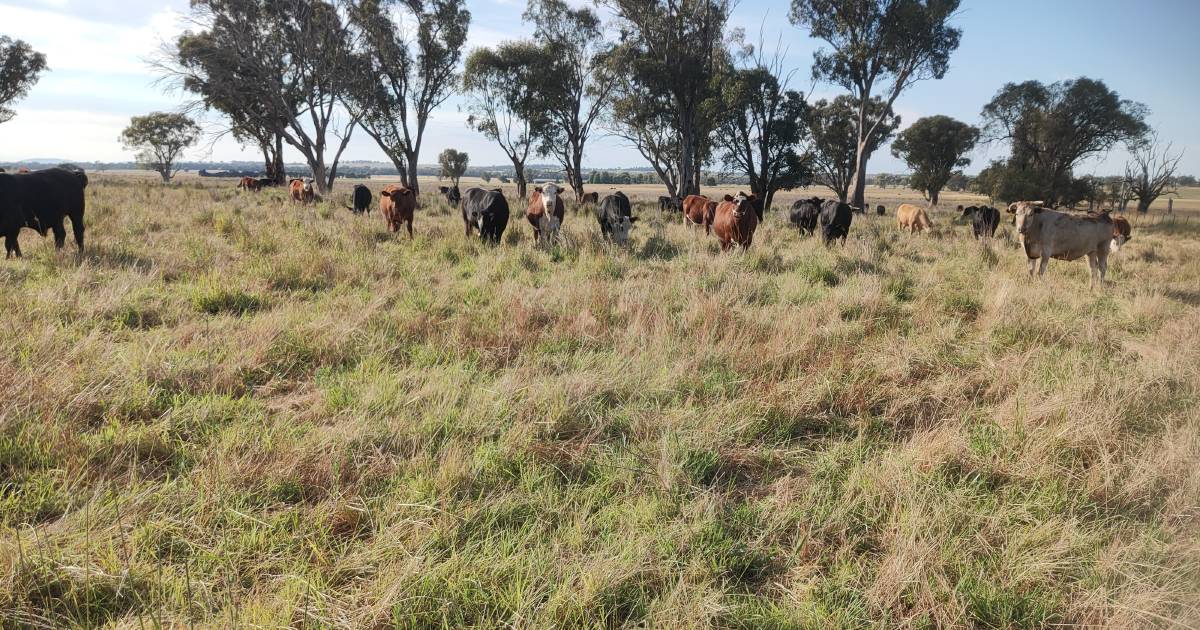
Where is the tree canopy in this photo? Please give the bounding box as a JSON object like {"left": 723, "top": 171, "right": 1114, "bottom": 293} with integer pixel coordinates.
{"left": 890, "top": 114, "right": 978, "bottom": 205}
{"left": 438, "top": 148, "right": 469, "bottom": 188}
{"left": 806, "top": 96, "right": 899, "bottom": 202}
{"left": 119, "top": 112, "right": 201, "bottom": 182}
{"left": 463, "top": 42, "right": 542, "bottom": 199}
{"left": 0, "top": 35, "right": 48, "bottom": 124}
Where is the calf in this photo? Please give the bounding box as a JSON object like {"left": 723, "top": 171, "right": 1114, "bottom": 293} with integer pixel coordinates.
{"left": 819, "top": 199, "right": 853, "bottom": 247}
{"left": 596, "top": 191, "right": 637, "bottom": 245}
{"left": 526, "top": 183, "right": 566, "bottom": 245}
{"left": 1111, "top": 216, "right": 1132, "bottom": 252}
{"left": 896, "top": 203, "right": 933, "bottom": 234}
{"left": 876, "top": 204, "right": 886, "bottom": 216}
{"left": 289, "top": 178, "right": 315, "bottom": 204}
{"left": 711, "top": 192, "right": 759, "bottom": 251}
{"left": 462, "top": 187, "right": 509, "bottom": 244}
{"left": 0, "top": 167, "right": 88, "bottom": 258}
{"left": 789, "top": 196, "right": 823, "bottom": 236}
{"left": 961, "top": 205, "right": 1000, "bottom": 239}
{"left": 681, "top": 194, "right": 715, "bottom": 233}
{"left": 1009, "top": 200, "right": 1116, "bottom": 288}
{"left": 237, "top": 176, "right": 261, "bottom": 192}
{"left": 438, "top": 185, "right": 461, "bottom": 206}
{"left": 581, "top": 191, "right": 599, "bottom": 205}
{"left": 347, "top": 184, "right": 372, "bottom": 215}
{"left": 380, "top": 184, "right": 416, "bottom": 237}
{"left": 658, "top": 195, "right": 682, "bottom": 213}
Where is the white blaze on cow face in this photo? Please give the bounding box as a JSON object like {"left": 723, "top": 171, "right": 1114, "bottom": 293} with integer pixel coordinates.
{"left": 732, "top": 192, "right": 753, "bottom": 217}
{"left": 541, "top": 183, "right": 562, "bottom": 217}
{"left": 1008, "top": 201, "right": 1044, "bottom": 239}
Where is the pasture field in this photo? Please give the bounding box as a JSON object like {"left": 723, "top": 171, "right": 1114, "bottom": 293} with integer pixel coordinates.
{"left": 1, "top": 175, "right": 1198, "bottom": 628}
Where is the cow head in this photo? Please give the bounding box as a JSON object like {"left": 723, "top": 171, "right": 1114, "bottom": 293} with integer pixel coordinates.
{"left": 1008, "top": 201, "right": 1045, "bottom": 236}
{"left": 1111, "top": 218, "right": 1132, "bottom": 251}
{"left": 732, "top": 192, "right": 756, "bottom": 217}
{"left": 961, "top": 205, "right": 977, "bottom": 217}
{"left": 540, "top": 183, "right": 563, "bottom": 216}
{"left": 610, "top": 216, "right": 638, "bottom": 246}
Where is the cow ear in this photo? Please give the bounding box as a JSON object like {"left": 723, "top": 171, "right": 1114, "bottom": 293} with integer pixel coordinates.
{"left": 534, "top": 186, "right": 542, "bottom": 193}
{"left": 723, "top": 194, "right": 734, "bottom": 202}
{"left": 1006, "top": 203, "right": 1018, "bottom": 214}
{"left": 380, "top": 191, "right": 390, "bottom": 198}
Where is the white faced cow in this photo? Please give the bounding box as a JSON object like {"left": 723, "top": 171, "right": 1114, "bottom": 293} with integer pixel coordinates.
{"left": 526, "top": 183, "right": 566, "bottom": 245}
{"left": 1008, "top": 201, "right": 1117, "bottom": 288}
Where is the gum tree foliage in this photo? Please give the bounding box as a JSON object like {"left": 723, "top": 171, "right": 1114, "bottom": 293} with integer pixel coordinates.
{"left": 1124, "top": 132, "right": 1184, "bottom": 213}
{"left": 119, "top": 112, "right": 202, "bottom": 182}
{"left": 600, "top": 0, "right": 731, "bottom": 196}
{"left": 980, "top": 77, "right": 1148, "bottom": 204}
{"left": 806, "top": 95, "right": 899, "bottom": 202}
{"left": 463, "top": 43, "right": 542, "bottom": 199}
{"left": 890, "top": 114, "right": 978, "bottom": 206}
{"left": 523, "top": 0, "right": 609, "bottom": 202}
{"left": 437, "top": 148, "right": 469, "bottom": 189}
{"left": 345, "top": 0, "right": 470, "bottom": 194}
{"left": 172, "top": 0, "right": 358, "bottom": 194}
{"left": 790, "top": 0, "right": 962, "bottom": 210}
{"left": 0, "top": 36, "right": 48, "bottom": 124}
{"left": 714, "top": 34, "right": 812, "bottom": 213}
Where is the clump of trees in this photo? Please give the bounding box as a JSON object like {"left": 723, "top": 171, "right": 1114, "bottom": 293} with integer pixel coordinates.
{"left": 0, "top": 35, "right": 47, "bottom": 125}
{"left": 806, "top": 96, "right": 898, "bottom": 203}
{"left": 890, "top": 115, "right": 978, "bottom": 206}
{"left": 462, "top": 43, "right": 541, "bottom": 199}
{"left": 119, "top": 112, "right": 201, "bottom": 182}
{"left": 438, "top": 148, "right": 469, "bottom": 189}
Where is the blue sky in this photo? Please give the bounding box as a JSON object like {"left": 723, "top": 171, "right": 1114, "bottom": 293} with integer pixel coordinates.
{"left": 1, "top": 0, "right": 1197, "bottom": 176}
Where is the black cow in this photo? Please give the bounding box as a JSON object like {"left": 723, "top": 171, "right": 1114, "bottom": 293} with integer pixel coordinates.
{"left": 461, "top": 187, "right": 509, "bottom": 244}
{"left": 876, "top": 204, "right": 886, "bottom": 216}
{"left": 819, "top": 199, "right": 853, "bottom": 247}
{"left": 596, "top": 191, "right": 638, "bottom": 245}
{"left": 439, "top": 185, "right": 462, "bottom": 206}
{"left": 962, "top": 205, "right": 1001, "bottom": 239}
{"left": 657, "top": 195, "right": 682, "bottom": 212}
{"left": 256, "top": 177, "right": 275, "bottom": 189}
{"left": 348, "top": 184, "right": 372, "bottom": 214}
{"left": 789, "top": 197, "right": 823, "bottom": 236}
{"left": 0, "top": 167, "right": 88, "bottom": 259}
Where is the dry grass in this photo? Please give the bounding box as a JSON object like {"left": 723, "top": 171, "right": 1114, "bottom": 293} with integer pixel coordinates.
{"left": 1, "top": 175, "right": 1198, "bottom": 628}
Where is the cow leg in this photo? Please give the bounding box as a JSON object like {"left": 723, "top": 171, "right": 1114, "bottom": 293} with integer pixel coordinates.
{"left": 1027, "top": 257, "right": 1037, "bottom": 278}
{"left": 71, "top": 215, "right": 85, "bottom": 253}
{"left": 1098, "top": 250, "right": 1109, "bottom": 286}
{"left": 406, "top": 218, "right": 413, "bottom": 240}
{"left": 1037, "top": 255, "right": 1049, "bottom": 279}
{"left": 51, "top": 220, "right": 67, "bottom": 250}
{"left": 4, "top": 233, "right": 20, "bottom": 258}
{"left": 1086, "top": 252, "right": 1099, "bottom": 288}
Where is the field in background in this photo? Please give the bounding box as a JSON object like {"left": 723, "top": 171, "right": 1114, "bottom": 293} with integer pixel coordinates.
{"left": 1, "top": 174, "right": 1197, "bottom": 628}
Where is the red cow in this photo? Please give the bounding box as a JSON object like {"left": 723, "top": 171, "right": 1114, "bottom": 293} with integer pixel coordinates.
{"left": 289, "top": 178, "right": 315, "bottom": 204}
{"left": 710, "top": 192, "right": 759, "bottom": 251}
{"left": 682, "top": 194, "right": 716, "bottom": 234}
{"left": 237, "top": 176, "right": 261, "bottom": 192}
{"left": 380, "top": 184, "right": 416, "bottom": 237}
{"left": 526, "top": 183, "right": 566, "bottom": 245}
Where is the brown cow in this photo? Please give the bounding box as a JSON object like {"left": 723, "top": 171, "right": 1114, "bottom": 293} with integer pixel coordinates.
{"left": 710, "top": 192, "right": 759, "bottom": 251}
{"left": 380, "top": 185, "right": 416, "bottom": 237}
{"left": 289, "top": 178, "right": 315, "bottom": 204}
{"left": 526, "top": 183, "right": 566, "bottom": 245}
{"left": 580, "top": 191, "right": 599, "bottom": 205}
{"left": 237, "top": 176, "right": 261, "bottom": 192}
{"left": 682, "top": 194, "right": 716, "bottom": 234}
{"left": 896, "top": 203, "right": 933, "bottom": 234}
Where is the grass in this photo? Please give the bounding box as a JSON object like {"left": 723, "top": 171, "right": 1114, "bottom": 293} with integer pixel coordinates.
{"left": 1, "top": 176, "right": 1198, "bottom": 628}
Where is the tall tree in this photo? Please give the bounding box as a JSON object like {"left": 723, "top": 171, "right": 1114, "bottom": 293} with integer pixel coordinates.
{"left": 790, "top": 0, "right": 962, "bottom": 210}
{"left": 890, "top": 114, "right": 978, "bottom": 206}
{"left": 438, "top": 148, "right": 469, "bottom": 189}
{"left": 604, "top": 67, "right": 683, "bottom": 196}
{"left": 980, "top": 77, "right": 1148, "bottom": 204}
{"left": 119, "top": 112, "right": 201, "bottom": 182}
{"left": 0, "top": 36, "right": 47, "bottom": 125}
{"left": 600, "top": 0, "right": 731, "bottom": 196}
{"left": 523, "top": 0, "right": 608, "bottom": 202}
{"left": 806, "top": 95, "right": 899, "bottom": 202}
{"left": 171, "top": 0, "right": 358, "bottom": 194}
{"left": 346, "top": 0, "right": 470, "bottom": 194}
{"left": 463, "top": 43, "right": 542, "bottom": 200}
{"left": 1124, "top": 133, "right": 1183, "bottom": 214}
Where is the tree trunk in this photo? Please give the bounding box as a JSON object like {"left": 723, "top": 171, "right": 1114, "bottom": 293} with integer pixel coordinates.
{"left": 311, "top": 162, "right": 329, "bottom": 195}
{"left": 1137, "top": 198, "right": 1151, "bottom": 213}
{"left": 929, "top": 189, "right": 940, "bottom": 206}
{"left": 848, "top": 139, "right": 869, "bottom": 210}
{"left": 513, "top": 161, "right": 527, "bottom": 200}
{"left": 405, "top": 152, "right": 420, "bottom": 195}
{"left": 679, "top": 119, "right": 698, "bottom": 197}
{"left": 159, "top": 168, "right": 171, "bottom": 183}
{"left": 271, "top": 134, "right": 286, "bottom": 185}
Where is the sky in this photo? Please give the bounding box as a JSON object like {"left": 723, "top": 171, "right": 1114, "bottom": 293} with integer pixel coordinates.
{"left": 1, "top": 0, "right": 1198, "bottom": 176}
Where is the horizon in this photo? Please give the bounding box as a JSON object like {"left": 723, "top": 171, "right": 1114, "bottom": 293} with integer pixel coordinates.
{"left": 2, "top": 0, "right": 1198, "bottom": 179}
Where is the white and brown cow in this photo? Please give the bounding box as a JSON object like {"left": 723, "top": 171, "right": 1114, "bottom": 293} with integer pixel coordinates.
{"left": 526, "top": 183, "right": 565, "bottom": 245}
{"left": 1009, "top": 201, "right": 1118, "bottom": 288}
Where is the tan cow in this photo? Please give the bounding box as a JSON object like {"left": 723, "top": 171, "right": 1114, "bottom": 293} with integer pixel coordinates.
{"left": 380, "top": 185, "right": 416, "bottom": 237}
{"left": 896, "top": 203, "right": 933, "bottom": 234}
{"left": 1009, "top": 201, "right": 1117, "bottom": 288}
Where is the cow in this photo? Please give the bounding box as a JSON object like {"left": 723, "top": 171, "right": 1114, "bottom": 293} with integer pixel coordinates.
{"left": 526, "top": 183, "right": 566, "bottom": 245}
{"left": 819, "top": 199, "right": 853, "bottom": 247}
{"left": 380, "top": 185, "right": 416, "bottom": 237}
{"left": 961, "top": 205, "right": 1000, "bottom": 239}
{"left": 581, "top": 191, "right": 599, "bottom": 205}
{"left": 1111, "top": 216, "right": 1132, "bottom": 252}
{"left": 237, "top": 176, "right": 262, "bottom": 192}
{"left": 462, "top": 187, "right": 509, "bottom": 244}
{"left": 788, "top": 197, "right": 823, "bottom": 236}
{"left": 596, "top": 191, "right": 637, "bottom": 245}
{"left": 255, "top": 177, "right": 275, "bottom": 189}
{"left": 681, "top": 195, "right": 716, "bottom": 234}
{"left": 0, "top": 168, "right": 5, "bottom": 173}
{"left": 438, "top": 185, "right": 461, "bottom": 206}
{"left": 346, "top": 184, "right": 372, "bottom": 215}
{"left": 658, "top": 195, "right": 682, "bottom": 213}
{"left": 289, "top": 178, "right": 315, "bottom": 204}
{"left": 1008, "top": 200, "right": 1118, "bottom": 288}
{"left": 0, "top": 167, "right": 88, "bottom": 259}
{"left": 876, "top": 204, "right": 886, "bottom": 216}
{"left": 710, "top": 192, "right": 759, "bottom": 251}
{"left": 896, "top": 203, "right": 933, "bottom": 234}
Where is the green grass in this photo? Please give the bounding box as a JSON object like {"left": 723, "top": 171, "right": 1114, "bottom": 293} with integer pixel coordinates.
{"left": 0, "top": 177, "right": 1198, "bottom": 628}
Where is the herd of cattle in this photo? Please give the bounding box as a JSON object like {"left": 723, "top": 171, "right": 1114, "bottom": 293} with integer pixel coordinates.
{"left": 0, "top": 167, "right": 1138, "bottom": 287}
